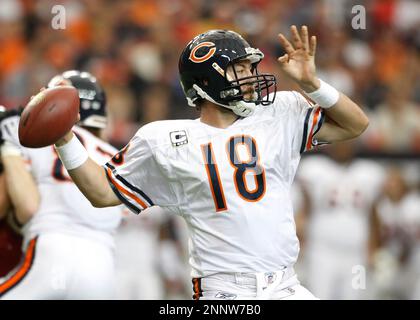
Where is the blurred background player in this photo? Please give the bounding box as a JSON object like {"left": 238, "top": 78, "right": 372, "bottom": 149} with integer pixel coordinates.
{"left": 114, "top": 207, "right": 165, "bottom": 299}
{"left": 0, "top": 71, "right": 123, "bottom": 299}
{"left": 371, "top": 167, "right": 420, "bottom": 299}
{"left": 296, "top": 140, "right": 385, "bottom": 299}
{"left": 157, "top": 214, "right": 191, "bottom": 299}
{"left": 289, "top": 178, "right": 311, "bottom": 287}
{"left": 0, "top": 107, "right": 39, "bottom": 281}
{"left": 114, "top": 206, "right": 190, "bottom": 299}
{"left": 0, "top": 179, "right": 24, "bottom": 282}
{"left": 0, "top": 175, "right": 22, "bottom": 280}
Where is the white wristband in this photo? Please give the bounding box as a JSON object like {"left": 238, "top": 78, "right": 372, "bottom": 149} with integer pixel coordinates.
{"left": 304, "top": 79, "right": 340, "bottom": 109}
{"left": 54, "top": 135, "right": 88, "bottom": 170}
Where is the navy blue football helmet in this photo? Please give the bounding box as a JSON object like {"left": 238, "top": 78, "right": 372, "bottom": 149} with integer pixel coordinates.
{"left": 179, "top": 30, "right": 276, "bottom": 117}
{"left": 48, "top": 70, "right": 107, "bottom": 129}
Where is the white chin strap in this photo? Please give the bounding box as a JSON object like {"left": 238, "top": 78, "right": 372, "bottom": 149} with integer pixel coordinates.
{"left": 229, "top": 100, "right": 256, "bottom": 117}
{"left": 191, "top": 84, "right": 256, "bottom": 117}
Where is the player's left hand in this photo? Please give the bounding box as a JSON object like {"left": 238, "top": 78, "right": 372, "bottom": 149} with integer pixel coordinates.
{"left": 277, "top": 25, "right": 320, "bottom": 92}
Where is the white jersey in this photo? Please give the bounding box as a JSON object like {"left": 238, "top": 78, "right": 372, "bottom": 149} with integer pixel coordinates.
{"left": 376, "top": 192, "right": 420, "bottom": 256}
{"left": 22, "top": 126, "right": 123, "bottom": 248}
{"left": 396, "top": 193, "right": 420, "bottom": 243}
{"left": 105, "top": 91, "right": 325, "bottom": 277}
{"left": 297, "top": 155, "right": 385, "bottom": 253}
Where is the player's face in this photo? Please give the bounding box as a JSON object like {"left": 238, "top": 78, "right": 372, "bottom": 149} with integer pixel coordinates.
{"left": 384, "top": 168, "right": 407, "bottom": 200}
{"left": 226, "top": 60, "right": 256, "bottom": 102}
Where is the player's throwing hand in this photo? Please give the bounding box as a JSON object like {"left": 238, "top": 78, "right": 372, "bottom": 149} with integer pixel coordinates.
{"left": 278, "top": 25, "right": 320, "bottom": 93}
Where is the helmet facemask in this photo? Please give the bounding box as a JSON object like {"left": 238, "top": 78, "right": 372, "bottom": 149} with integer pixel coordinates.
{"left": 191, "top": 57, "right": 276, "bottom": 117}
{"left": 222, "top": 58, "right": 276, "bottom": 107}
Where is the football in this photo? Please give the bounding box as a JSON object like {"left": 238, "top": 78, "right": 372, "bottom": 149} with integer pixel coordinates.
{"left": 18, "top": 86, "right": 79, "bottom": 148}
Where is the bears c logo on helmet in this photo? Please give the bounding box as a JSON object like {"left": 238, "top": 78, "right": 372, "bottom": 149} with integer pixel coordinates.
{"left": 189, "top": 42, "right": 216, "bottom": 63}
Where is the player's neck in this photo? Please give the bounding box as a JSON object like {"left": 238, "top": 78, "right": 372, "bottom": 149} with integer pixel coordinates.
{"left": 199, "top": 102, "right": 240, "bottom": 129}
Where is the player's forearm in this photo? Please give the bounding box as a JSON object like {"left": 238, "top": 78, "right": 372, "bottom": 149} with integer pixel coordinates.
{"left": 322, "top": 93, "right": 369, "bottom": 138}
{"left": 55, "top": 132, "right": 121, "bottom": 208}
{"left": 302, "top": 79, "right": 369, "bottom": 142}
{"left": 2, "top": 156, "right": 40, "bottom": 224}
{"left": 278, "top": 26, "right": 368, "bottom": 140}
{"left": 67, "top": 157, "right": 120, "bottom": 207}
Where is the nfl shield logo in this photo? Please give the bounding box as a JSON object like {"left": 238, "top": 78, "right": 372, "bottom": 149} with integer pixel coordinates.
{"left": 264, "top": 272, "right": 276, "bottom": 285}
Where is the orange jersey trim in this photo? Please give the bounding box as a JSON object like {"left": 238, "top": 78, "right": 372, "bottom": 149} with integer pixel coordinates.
{"left": 0, "top": 237, "right": 37, "bottom": 296}
{"left": 105, "top": 167, "right": 148, "bottom": 209}
{"left": 305, "top": 108, "right": 321, "bottom": 151}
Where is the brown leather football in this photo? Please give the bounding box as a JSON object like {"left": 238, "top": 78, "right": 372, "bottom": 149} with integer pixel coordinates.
{"left": 18, "top": 86, "right": 79, "bottom": 148}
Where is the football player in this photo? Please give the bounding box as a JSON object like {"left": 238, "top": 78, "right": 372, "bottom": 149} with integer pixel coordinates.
{"left": 296, "top": 141, "right": 385, "bottom": 299}
{"left": 52, "top": 26, "right": 369, "bottom": 299}
{"left": 373, "top": 167, "right": 420, "bottom": 299}
{"left": 0, "top": 179, "right": 24, "bottom": 281}
{"left": 0, "top": 107, "right": 39, "bottom": 280}
{"left": 0, "top": 71, "right": 123, "bottom": 299}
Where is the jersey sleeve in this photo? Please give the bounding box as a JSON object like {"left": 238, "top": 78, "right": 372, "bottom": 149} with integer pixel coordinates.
{"left": 290, "top": 91, "right": 326, "bottom": 155}
{"left": 103, "top": 131, "right": 178, "bottom": 214}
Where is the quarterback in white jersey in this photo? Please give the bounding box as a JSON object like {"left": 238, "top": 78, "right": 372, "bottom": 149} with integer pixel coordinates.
{"left": 53, "top": 27, "right": 369, "bottom": 300}
{"left": 0, "top": 71, "right": 122, "bottom": 299}
{"left": 296, "top": 142, "right": 385, "bottom": 299}
{"left": 105, "top": 90, "right": 323, "bottom": 277}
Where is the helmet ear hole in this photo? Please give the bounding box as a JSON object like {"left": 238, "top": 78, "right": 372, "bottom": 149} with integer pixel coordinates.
{"left": 194, "top": 77, "right": 209, "bottom": 87}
